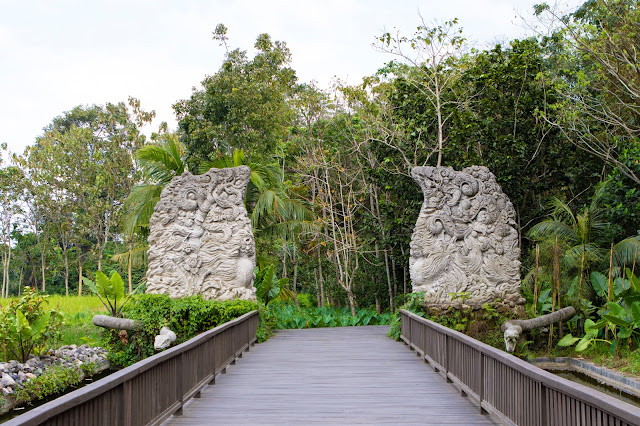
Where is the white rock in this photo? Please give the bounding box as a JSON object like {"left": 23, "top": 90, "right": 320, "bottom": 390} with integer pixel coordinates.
{"left": 154, "top": 335, "right": 172, "bottom": 351}
{"left": 159, "top": 327, "right": 177, "bottom": 343}
{"left": 1, "top": 373, "right": 16, "bottom": 388}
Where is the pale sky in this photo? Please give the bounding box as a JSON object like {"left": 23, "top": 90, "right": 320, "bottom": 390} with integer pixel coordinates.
{"left": 0, "top": 0, "right": 583, "bottom": 157}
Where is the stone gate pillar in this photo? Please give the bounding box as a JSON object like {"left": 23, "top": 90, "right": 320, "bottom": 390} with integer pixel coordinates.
{"left": 409, "top": 166, "right": 521, "bottom": 306}
{"left": 145, "top": 166, "right": 257, "bottom": 301}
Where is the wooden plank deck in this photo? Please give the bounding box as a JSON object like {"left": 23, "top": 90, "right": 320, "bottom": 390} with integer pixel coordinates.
{"left": 163, "top": 326, "right": 498, "bottom": 425}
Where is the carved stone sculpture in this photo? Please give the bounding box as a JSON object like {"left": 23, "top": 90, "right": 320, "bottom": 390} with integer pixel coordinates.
{"left": 409, "top": 166, "right": 521, "bottom": 306}
{"left": 145, "top": 166, "right": 257, "bottom": 301}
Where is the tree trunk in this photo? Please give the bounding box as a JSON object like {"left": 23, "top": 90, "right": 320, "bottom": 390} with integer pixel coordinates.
{"left": 392, "top": 256, "right": 397, "bottom": 299}
{"left": 292, "top": 241, "right": 300, "bottom": 307}
{"left": 347, "top": 290, "right": 356, "bottom": 317}
{"left": 128, "top": 242, "right": 133, "bottom": 293}
{"left": 64, "top": 248, "right": 69, "bottom": 296}
{"left": 502, "top": 307, "right": 576, "bottom": 332}
{"left": 93, "top": 315, "right": 141, "bottom": 330}
{"left": 372, "top": 185, "right": 394, "bottom": 314}
{"left": 316, "top": 248, "right": 325, "bottom": 307}
{"left": 40, "top": 244, "right": 46, "bottom": 292}
{"left": 400, "top": 245, "right": 407, "bottom": 295}
{"left": 282, "top": 241, "right": 287, "bottom": 278}
{"left": 78, "top": 255, "right": 83, "bottom": 296}
{"left": 97, "top": 243, "right": 103, "bottom": 272}
{"left": 18, "top": 264, "right": 24, "bottom": 295}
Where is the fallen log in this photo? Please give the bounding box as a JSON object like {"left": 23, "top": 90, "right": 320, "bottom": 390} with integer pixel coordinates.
{"left": 92, "top": 315, "right": 141, "bottom": 331}
{"left": 501, "top": 306, "right": 576, "bottom": 352}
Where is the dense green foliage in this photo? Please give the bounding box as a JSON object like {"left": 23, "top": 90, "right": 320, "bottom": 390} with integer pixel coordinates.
{"left": 0, "top": 1, "right": 638, "bottom": 338}
{"left": 104, "top": 294, "right": 260, "bottom": 367}
{"left": 265, "top": 303, "right": 391, "bottom": 329}
{"left": 388, "top": 293, "right": 520, "bottom": 349}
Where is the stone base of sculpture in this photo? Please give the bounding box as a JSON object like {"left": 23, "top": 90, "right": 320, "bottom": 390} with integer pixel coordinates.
{"left": 409, "top": 166, "right": 521, "bottom": 306}
{"left": 145, "top": 166, "right": 257, "bottom": 301}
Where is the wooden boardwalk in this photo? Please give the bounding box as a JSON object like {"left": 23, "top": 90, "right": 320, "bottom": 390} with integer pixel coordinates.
{"left": 163, "top": 326, "right": 498, "bottom": 425}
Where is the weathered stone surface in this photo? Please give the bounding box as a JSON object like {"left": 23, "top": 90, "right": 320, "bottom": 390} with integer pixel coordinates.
{"left": 409, "top": 166, "right": 521, "bottom": 305}
{"left": 92, "top": 314, "right": 141, "bottom": 330}
{"left": 1, "top": 373, "right": 15, "bottom": 388}
{"left": 154, "top": 335, "right": 172, "bottom": 351}
{"left": 146, "top": 166, "right": 257, "bottom": 301}
{"left": 160, "top": 326, "right": 177, "bottom": 343}
{"left": 154, "top": 326, "right": 177, "bottom": 351}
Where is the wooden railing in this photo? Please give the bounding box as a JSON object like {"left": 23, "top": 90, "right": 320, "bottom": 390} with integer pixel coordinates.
{"left": 8, "top": 310, "right": 259, "bottom": 426}
{"left": 400, "top": 309, "right": 640, "bottom": 426}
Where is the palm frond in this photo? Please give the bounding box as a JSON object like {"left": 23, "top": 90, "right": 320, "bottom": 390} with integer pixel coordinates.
{"left": 563, "top": 243, "right": 605, "bottom": 269}
{"left": 121, "top": 184, "right": 162, "bottom": 236}
{"left": 257, "top": 220, "right": 322, "bottom": 239}
{"left": 613, "top": 236, "right": 640, "bottom": 269}
{"left": 112, "top": 246, "right": 149, "bottom": 268}
{"left": 548, "top": 197, "right": 577, "bottom": 226}
{"left": 528, "top": 220, "right": 577, "bottom": 243}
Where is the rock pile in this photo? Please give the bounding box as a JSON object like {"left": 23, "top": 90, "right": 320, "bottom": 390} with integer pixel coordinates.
{"left": 0, "top": 345, "right": 109, "bottom": 414}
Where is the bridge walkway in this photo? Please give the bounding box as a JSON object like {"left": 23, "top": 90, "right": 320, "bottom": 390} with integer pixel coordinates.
{"left": 163, "top": 326, "right": 498, "bottom": 425}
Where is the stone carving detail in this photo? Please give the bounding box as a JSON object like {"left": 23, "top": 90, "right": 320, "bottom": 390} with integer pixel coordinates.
{"left": 409, "top": 166, "right": 521, "bottom": 305}
{"left": 145, "top": 166, "right": 257, "bottom": 301}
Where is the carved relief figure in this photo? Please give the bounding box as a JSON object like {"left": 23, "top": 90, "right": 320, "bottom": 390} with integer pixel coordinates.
{"left": 145, "top": 166, "right": 257, "bottom": 301}
{"left": 409, "top": 166, "right": 521, "bottom": 305}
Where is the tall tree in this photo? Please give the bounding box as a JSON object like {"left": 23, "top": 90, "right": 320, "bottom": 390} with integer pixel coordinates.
{"left": 536, "top": 0, "right": 640, "bottom": 185}
{"left": 376, "top": 18, "right": 468, "bottom": 166}
{"left": 0, "top": 145, "right": 25, "bottom": 297}
{"left": 22, "top": 99, "right": 153, "bottom": 293}
{"left": 174, "top": 25, "right": 297, "bottom": 167}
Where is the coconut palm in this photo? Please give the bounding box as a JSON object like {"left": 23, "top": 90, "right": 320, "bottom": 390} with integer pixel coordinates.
{"left": 200, "top": 149, "right": 316, "bottom": 238}
{"left": 121, "top": 133, "right": 186, "bottom": 239}
{"left": 114, "top": 133, "right": 187, "bottom": 287}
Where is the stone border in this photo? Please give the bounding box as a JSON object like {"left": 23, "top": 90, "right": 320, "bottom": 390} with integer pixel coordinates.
{"left": 530, "top": 357, "right": 640, "bottom": 399}
{"left": 0, "top": 345, "right": 110, "bottom": 416}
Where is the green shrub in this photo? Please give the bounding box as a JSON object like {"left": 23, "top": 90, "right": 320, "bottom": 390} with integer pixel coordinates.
{"left": 254, "top": 265, "right": 293, "bottom": 305}
{"left": 296, "top": 293, "right": 317, "bottom": 308}
{"left": 267, "top": 303, "right": 391, "bottom": 329}
{"left": 14, "top": 365, "right": 83, "bottom": 403}
{"left": 103, "top": 294, "right": 261, "bottom": 367}
{"left": 0, "top": 287, "right": 63, "bottom": 362}
{"left": 388, "top": 292, "right": 427, "bottom": 340}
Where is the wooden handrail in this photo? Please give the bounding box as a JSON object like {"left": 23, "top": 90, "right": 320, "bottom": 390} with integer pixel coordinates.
{"left": 7, "top": 310, "right": 259, "bottom": 426}
{"left": 400, "top": 309, "right": 640, "bottom": 426}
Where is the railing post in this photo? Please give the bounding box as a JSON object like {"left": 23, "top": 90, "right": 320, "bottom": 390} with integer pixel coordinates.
{"left": 541, "top": 383, "right": 547, "bottom": 426}
{"left": 231, "top": 324, "right": 236, "bottom": 364}
{"left": 209, "top": 334, "right": 216, "bottom": 385}
{"left": 122, "top": 380, "right": 132, "bottom": 426}
{"left": 445, "top": 334, "right": 452, "bottom": 383}
{"left": 423, "top": 322, "right": 428, "bottom": 363}
{"left": 175, "top": 352, "right": 184, "bottom": 415}
{"left": 479, "top": 350, "right": 486, "bottom": 414}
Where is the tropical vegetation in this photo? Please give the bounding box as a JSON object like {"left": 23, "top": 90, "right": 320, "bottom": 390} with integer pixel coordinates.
{"left": 0, "top": 0, "right": 638, "bottom": 369}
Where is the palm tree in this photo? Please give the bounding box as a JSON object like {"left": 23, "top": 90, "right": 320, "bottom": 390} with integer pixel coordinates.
{"left": 114, "top": 133, "right": 186, "bottom": 290}
{"left": 200, "top": 149, "right": 316, "bottom": 238}
{"left": 121, "top": 133, "right": 186, "bottom": 239}
{"left": 528, "top": 180, "right": 640, "bottom": 301}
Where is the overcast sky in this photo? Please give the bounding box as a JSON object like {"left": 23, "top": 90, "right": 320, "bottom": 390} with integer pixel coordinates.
{"left": 0, "top": 0, "right": 583, "bottom": 156}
